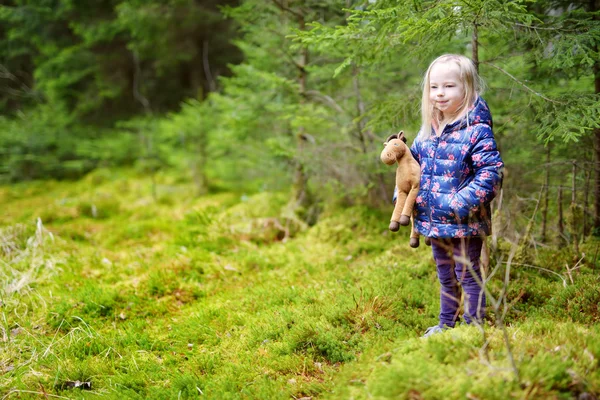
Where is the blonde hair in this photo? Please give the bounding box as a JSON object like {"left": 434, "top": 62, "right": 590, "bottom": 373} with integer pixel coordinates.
{"left": 420, "top": 54, "right": 484, "bottom": 139}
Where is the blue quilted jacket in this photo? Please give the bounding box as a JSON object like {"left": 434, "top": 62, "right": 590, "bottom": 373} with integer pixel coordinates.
{"left": 409, "top": 97, "right": 503, "bottom": 239}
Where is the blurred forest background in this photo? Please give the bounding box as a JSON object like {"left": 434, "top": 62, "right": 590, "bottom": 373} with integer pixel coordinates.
{"left": 1, "top": 0, "right": 599, "bottom": 250}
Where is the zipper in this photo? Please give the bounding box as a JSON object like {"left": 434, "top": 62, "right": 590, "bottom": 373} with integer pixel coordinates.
{"left": 427, "top": 135, "right": 439, "bottom": 238}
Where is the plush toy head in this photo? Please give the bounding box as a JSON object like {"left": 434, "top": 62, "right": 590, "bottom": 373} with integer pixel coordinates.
{"left": 380, "top": 131, "right": 408, "bottom": 166}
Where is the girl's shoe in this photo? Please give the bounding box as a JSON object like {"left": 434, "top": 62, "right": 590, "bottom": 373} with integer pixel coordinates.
{"left": 421, "top": 325, "right": 444, "bottom": 338}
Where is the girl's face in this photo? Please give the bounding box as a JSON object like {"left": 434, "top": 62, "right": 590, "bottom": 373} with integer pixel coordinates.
{"left": 428, "top": 61, "right": 465, "bottom": 117}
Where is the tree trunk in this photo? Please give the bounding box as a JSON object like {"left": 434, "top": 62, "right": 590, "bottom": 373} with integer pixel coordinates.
{"left": 352, "top": 63, "right": 389, "bottom": 204}
{"left": 352, "top": 64, "right": 368, "bottom": 154}
{"left": 294, "top": 14, "right": 310, "bottom": 208}
{"left": 472, "top": 22, "right": 489, "bottom": 270}
{"left": 584, "top": 161, "right": 591, "bottom": 237}
{"left": 270, "top": 0, "right": 317, "bottom": 221}
{"left": 594, "top": 77, "right": 600, "bottom": 233}
{"left": 472, "top": 23, "right": 479, "bottom": 73}
{"left": 571, "top": 161, "right": 579, "bottom": 254}
{"left": 558, "top": 185, "right": 564, "bottom": 241}
{"left": 541, "top": 146, "right": 550, "bottom": 242}
{"left": 593, "top": 0, "right": 600, "bottom": 232}
{"left": 193, "top": 135, "right": 208, "bottom": 195}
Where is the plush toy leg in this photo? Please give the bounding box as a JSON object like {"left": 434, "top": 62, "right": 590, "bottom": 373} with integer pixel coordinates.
{"left": 409, "top": 216, "right": 420, "bottom": 248}
{"left": 390, "top": 191, "right": 407, "bottom": 231}
{"left": 400, "top": 187, "right": 419, "bottom": 226}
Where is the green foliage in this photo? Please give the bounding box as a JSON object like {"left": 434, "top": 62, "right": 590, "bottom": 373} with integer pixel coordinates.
{"left": 537, "top": 94, "right": 600, "bottom": 142}
{"left": 0, "top": 104, "right": 142, "bottom": 182}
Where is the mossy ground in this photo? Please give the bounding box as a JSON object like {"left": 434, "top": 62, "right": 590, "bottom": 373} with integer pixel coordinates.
{"left": 1, "top": 169, "right": 599, "bottom": 399}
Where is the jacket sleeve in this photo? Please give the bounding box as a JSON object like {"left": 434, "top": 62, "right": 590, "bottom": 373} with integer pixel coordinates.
{"left": 458, "top": 126, "right": 503, "bottom": 206}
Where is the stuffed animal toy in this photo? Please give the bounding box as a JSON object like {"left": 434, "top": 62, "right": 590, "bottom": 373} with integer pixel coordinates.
{"left": 380, "top": 131, "right": 429, "bottom": 248}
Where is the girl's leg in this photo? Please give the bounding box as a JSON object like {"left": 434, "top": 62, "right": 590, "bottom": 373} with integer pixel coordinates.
{"left": 431, "top": 239, "right": 461, "bottom": 328}
{"left": 452, "top": 237, "right": 485, "bottom": 324}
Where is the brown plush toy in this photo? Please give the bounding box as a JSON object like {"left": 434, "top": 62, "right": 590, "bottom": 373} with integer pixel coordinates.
{"left": 380, "top": 131, "right": 429, "bottom": 248}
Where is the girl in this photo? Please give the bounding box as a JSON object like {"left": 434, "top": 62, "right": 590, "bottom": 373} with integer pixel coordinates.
{"left": 410, "top": 54, "right": 504, "bottom": 337}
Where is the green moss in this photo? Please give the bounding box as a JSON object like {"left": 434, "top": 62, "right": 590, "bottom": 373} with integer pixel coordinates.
{"left": 1, "top": 172, "right": 600, "bottom": 399}
{"left": 77, "top": 198, "right": 121, "bottom": 219}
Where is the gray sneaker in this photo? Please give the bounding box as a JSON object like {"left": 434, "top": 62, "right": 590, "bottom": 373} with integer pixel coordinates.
{"left": 421, "top": 325, "right": 444, "bottom": 338}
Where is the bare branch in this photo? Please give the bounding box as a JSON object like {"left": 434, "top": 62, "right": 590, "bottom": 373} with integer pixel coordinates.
{"left": 132, "top": 51, "right": 151, "bottom": 114}
{"left": 514, "top": 22, "right": 582, "bottom": 32}
{"left": 271, "top": 0, "right": 304, "bottom": 19}
{"left": 482, "top": 61, "right": 566, "bottom": 105}
{"left": 0, "top": 64, "right": 35, "bottom": 97}
{"left": 304, "top": 90, "right": 345, "bottom": 114}
{"left": 202, "top": 39, "right": 217, "bottom": 92}
{"left": 507, "top": 262, "right": 568, "bottom": 286}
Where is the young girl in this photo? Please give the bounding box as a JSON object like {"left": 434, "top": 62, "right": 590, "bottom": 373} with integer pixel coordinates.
{"left": 409, "top": 54, "right": 504, "bottom": 337}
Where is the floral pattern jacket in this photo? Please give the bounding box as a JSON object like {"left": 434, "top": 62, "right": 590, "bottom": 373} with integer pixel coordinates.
{"left": 410, "top": 97, "right": 504, "bottom": 239}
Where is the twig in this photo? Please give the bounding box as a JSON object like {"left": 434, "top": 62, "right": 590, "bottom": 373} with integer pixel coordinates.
{"left": 565, "top": 263, "right": 574, "bottom": 284}
{"left": 481, "top": 61, "right": 565, "bottom": 105}
{"left": 42, "top": 319, "right": 65, "bottom": 358}
{"left": 304, "top": 90, "right": 345, "bottom": 114}
{"left": 271, "top": 0, "right": 304, "bottom": 19}
{"left": 202, "top": 39, "right": 217, "bottom": 92}
{"left": 453, "top": 240, "right": 520, "bottom": 381}
{"left": 132, "top": 51, "right": 151, "bottom": 114}
{"left": 507, "top": 262, "right": 567, "bottom": 287}
{"left": 513, "top": 22, "right": 581, "bottom": 32}
{"left": 571, "top": 254, "right": 585, "bottom": 271}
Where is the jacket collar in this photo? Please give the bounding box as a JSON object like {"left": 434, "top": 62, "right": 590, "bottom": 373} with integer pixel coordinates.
{"left": 444, "top": 96, "right": 493, "bottom": 132}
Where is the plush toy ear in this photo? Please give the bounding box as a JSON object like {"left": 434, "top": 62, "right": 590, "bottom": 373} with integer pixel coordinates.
{"left": 384, "top": 133, "right": 398, "bottom": 144}
{"left": 398, "top": 131, "right": 407, "bottom": 144}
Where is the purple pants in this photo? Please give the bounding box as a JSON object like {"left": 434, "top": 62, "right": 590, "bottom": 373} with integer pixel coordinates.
{"left": 430, "top": 237, "right": 485, "bottom": 328}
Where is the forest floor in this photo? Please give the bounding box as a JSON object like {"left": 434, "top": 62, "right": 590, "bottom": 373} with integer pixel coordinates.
{"left": 1, "top": 169, "right": 599, "bottom": 399}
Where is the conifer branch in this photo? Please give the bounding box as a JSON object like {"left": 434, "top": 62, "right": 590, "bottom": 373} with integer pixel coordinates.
{"left": 482, "top": 61, "right": 565, "bottom": 104}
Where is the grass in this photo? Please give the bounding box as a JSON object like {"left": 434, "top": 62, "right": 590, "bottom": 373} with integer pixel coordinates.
{"left": 0, "top": 169, "right": 599, "bottom": 399}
